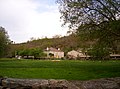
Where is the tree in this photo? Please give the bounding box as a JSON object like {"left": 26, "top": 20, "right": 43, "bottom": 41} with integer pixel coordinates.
{"left": 0, "top": 27, "right": 10, "bottom": 57}
{"left": 87, "top": 44, "right": 110, "bottom": 60}
{"left": 57, "top": 0, "right": 120, "bottom": 55}
{"left": 57, "top": 0, "right": 120, "bottom": 27}
{"left": 18, "top": 49, "right": 30, "bottom": 57}
{"left": 18, "top": 48, "right": 47, "bottom": 59}
{"left": 29, "top": 48, "right": 44, "bottom": 58}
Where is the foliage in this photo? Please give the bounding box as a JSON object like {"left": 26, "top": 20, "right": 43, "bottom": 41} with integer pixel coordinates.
{"left": 57, "top": 0, "right": 120, "bottom": 55}
{"left": 87, "top": 45, "right": 110, "bottom": 60}
{"left": 18, "top": 48, "right": 46, "bottom": 58}
{"left": 57, "top": 0, "right": 120, "bottom": 27}
{"left": 0, "top": 27, "right": 10, "bottom": 57}
{"left": 0, "top": 58, "right": 120, "bottom": 80}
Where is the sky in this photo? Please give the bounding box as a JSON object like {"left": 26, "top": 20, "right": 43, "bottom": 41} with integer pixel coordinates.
{"left": 0, "top": 0, "right": 68, "bottom": 43}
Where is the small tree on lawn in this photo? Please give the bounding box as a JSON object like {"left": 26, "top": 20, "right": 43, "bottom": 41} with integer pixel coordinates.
{"left": 18, "top": 48, "right": 46, "bottom": 59}
{"left": 18, "top": 49, "right": 30, "bottom": 58}
{"left": 30, "top": 48, "right": 41, "bottom": 58}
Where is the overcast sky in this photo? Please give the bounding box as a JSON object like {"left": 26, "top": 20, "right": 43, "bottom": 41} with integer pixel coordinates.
{"left": 0, "top": 0, "right": 68, "bottom": 43}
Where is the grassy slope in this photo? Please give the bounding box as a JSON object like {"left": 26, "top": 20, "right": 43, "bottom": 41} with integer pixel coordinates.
{"left": 0, "top": 58, "right": 120, "bottom": 80}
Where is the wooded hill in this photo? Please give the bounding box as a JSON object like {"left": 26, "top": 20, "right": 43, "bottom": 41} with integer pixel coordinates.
{"left": 8, "top": 34, "right": 93, "bottom": 57}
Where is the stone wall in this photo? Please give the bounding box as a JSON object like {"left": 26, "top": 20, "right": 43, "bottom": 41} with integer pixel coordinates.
{"left": 0, "top": 77, "right": 120, "bottom": 89}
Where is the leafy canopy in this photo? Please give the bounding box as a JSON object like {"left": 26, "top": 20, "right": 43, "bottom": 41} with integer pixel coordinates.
{"left": 18, "top": 48, "right": 47, "bottom": 58}
{"left": 57, "top": 0, "right": 120, "bottom": 27}
{"left": 0, "top": 27, "right": 10, "bottom": 57}
{"left": 57, "top": 0, "right": 120, "bottom": 54}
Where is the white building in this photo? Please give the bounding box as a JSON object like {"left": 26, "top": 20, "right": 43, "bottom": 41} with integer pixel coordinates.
{"left": 44, "top": 47, "right": 64, "bottom": 58}
{"left": 67, "top": 50, "right": 90, "bottom": 59}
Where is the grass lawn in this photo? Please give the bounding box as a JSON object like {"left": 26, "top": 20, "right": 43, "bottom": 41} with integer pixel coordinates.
{"left": 0, "top": 58, "right": 120, "bottom": 80}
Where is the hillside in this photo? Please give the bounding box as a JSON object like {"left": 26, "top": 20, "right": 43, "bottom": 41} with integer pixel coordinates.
{"left": 8, "top": 34, "right": 93, "bottom": 57}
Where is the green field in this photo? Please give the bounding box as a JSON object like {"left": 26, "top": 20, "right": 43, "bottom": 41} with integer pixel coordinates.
{"left": 0, "top": 58, "right": 120, "bottom": 80}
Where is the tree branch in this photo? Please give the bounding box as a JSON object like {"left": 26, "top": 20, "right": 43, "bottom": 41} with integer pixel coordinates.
{"left": 96, "top": 0, "right": 116, "bottom": 20}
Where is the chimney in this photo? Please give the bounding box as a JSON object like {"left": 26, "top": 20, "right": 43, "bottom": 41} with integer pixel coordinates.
{"left": 46, "top": 47, "right": 49, "bottom": 51}
{"left": 58, "top": 48, "right": 60, "bottom": 51}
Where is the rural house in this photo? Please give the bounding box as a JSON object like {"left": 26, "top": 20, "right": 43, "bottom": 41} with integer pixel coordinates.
{"left": 44, "top": 47, "right": 64, "bottom": 58}
{"left": 67, "top": 50, "right": 90, "bottom": 59}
